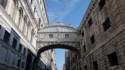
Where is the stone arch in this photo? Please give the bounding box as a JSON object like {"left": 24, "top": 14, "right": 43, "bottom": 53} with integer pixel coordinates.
{"left": 37, "top": 44, "right": 80, "bottom": 56}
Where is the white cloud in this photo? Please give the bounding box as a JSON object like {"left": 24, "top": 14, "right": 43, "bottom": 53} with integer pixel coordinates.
{"left": 47, "top": 0, "right": 81, "bottom": 23}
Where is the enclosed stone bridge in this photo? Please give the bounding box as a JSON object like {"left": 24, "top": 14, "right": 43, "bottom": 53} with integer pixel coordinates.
{"left": 37, "top": 23, "right": 80, "bottom": 56}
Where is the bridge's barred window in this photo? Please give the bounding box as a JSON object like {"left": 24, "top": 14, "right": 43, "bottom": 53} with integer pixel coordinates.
{"left": 99, "top": 0, "right": 105, "bottom": 11}
{"left": 103, "top": 18, "right": 111, "bottom": 32}
{"left": 107, "top": 52, "right": 118, "bottom": 66}
{"left": 3, "top": 30, "right": 10, "bottom": 44}
{"left": 65, "top": 34, "right": 69, "bottom": 38}
{"left": 93, "top": 61, "right": 98, "bottom": 70}
{"left": 12, "top": 38, "right": 17, "bottom": 49}
{"left": 49, "top": 34, "right": 53, "bottom": 38}
{"left": 90, "top": 35, "right": 95, "bottom": 44}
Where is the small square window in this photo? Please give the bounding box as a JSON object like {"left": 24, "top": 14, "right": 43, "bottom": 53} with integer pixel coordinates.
{"left": 108, "top": 52, "right": 118, "bottom": 66}
{"left": 65, "top": 34, "right": 69, "bottom": 38}
{"left": 99, "top": 0, "right": 105, "bottom": 10}
{"left": 49, "top": 34, "right": 53, "bottom": 38}
{"left": 103, "top": 18, "right": 111, "bottom": 31}
{"left": 90, "top": 35, "right": 95, "bottom": 44}
{"left": 88, "top": 18, "right": 93, "bottom": 27}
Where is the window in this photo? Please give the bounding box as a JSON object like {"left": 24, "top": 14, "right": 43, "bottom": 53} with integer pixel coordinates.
{"left": 39, "top": 18, "right": 41, "bottom": 25}
{"left": 0, "top": 25, "right": 1, "bottom": 29}
{"left": 90, "top": 35, "right": 95, "bottom": 44}
{"left": 83, "top": 45, "right": 86, "bottom": 52}
{"left": 99, "top": 0, "right": 105, "bottom": 10}
{"left": 103, "top": 18, "right": 111, "bottom": 31}
{"left": 0, "top": 0, "right": 8, "bottom": 8}
{"left": 0, "top": 25, "right": 1, "bottom": 34}
{"left": 88, "top": 18, "right": 93, "bottom": 27}
{"left": 3, "top": 31, "right": 10, "bottom": 44}
{"left": 81, "top": 31, "right": 84, "bottom": 37}
{"left": 79, "top": 68, "right": 82, "bottom": 70}
{"left": 18, "top": 44, "right": 22, "bottom": 53}
{"left": 51, "top": 49, "right": 53, "bottom": 52}
{"left": 12, "top": 58, "right": 15, "bottom": 65}
{"left": 0, "top": 0, "right": 3, "bottom": 5}
{"left": 84, "top": 65, "right": 87, "bottom": 70}
{"left": 12, "top": 38, "right": 17, "bottom": 49}
{"left": 31, "top": 0, "right": 33, "bottom": 4}
{"left": 49, "top": 34, "right": 53, "bottom": 38}
{"left": 108, "top": 52, "right": 118, "bottom": 66}
{"left": 93, "top": 61, "right": 98, "bottom": 70}
{"left": 17, "top": 59, "right": 21, "bottom": 67}
{"left": 34, "top": 7, "right": 36, "bottom": 12}
{"left": 65, "top": 34, "right": 69, "bottom": 38}
{"left": 22, "top": 62, "right": 24, "bottom": 68}
{"left": 23, "top": 48, "right": 26, "bottom": 55}
{"left": 24, "top": 16, "right": 27, "bottom": 22}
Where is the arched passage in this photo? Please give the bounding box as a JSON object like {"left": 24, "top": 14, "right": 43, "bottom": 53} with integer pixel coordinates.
{"left": 37, "top": 44, "right": 80, "bottom": 56}
{"left": 33, "top": 44, "right": 80, "bottom": 69}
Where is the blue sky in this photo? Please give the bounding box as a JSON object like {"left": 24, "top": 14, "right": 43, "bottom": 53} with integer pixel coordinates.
{"left": 45, "top": 0, "right": 90, "bottom": 70}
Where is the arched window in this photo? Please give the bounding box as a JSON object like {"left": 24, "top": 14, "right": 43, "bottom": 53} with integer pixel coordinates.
{"left": 22, "top": 16, "right": 27, "bottom": 35}
{"left": 8, "top": 0, "right": 17, "bottom": 18}
{"left": 0, "top": 0, "right": 8, "bottom": 8}
{"left": 18, "top": 8, "right": 23, "bottom": 30}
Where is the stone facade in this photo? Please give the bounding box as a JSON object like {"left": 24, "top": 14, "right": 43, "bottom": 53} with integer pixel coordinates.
{"left": 65, "top": 0, "right": 125, "bottom": 70}
{"left": 0, "top": 0, "right": 54, "bottom": 70}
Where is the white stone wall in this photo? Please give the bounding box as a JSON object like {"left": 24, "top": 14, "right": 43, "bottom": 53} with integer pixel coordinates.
{"left": 0, "top": 0, "right": 52, "bottom": 70}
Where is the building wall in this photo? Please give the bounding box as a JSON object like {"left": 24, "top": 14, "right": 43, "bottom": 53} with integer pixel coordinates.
{"left": 66, "top": 0, "right": 125, "bottom": 70}
{"left": 0, "top": 0, "right": 51, "bottom": 70}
